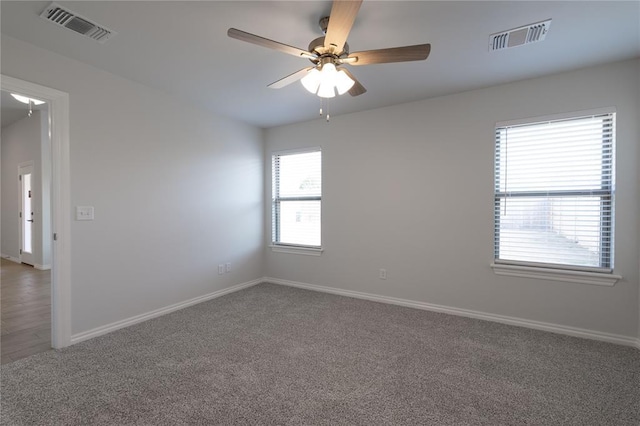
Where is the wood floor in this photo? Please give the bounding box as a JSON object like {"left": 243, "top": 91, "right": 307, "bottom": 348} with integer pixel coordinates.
{"left": 1, "top": 258, "right": 51, "bottom": 364}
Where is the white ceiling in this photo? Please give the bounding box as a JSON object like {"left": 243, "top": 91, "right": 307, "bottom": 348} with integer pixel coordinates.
{"left": 1, "top": 1, "right": 638, "bottom": 128}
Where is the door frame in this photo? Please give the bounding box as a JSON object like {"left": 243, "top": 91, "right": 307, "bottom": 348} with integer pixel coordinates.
{"left": 18, "top": 161, "right": 35, "bottom": 266}
{"left": 2, "top": 74, "right": 71, "bottom": 348}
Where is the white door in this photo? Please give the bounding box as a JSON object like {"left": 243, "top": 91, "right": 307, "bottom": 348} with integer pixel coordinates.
{"left": 19, "top": 163, "right": 35, "bottom": 266}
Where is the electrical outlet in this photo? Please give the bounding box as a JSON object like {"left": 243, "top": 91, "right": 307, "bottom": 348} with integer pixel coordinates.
{"left": 379, "top": 269, "right": 387, "bottom": 280}
{"left": 226, "top": 263, "right": 231, "bottom": 273}
{"left": 218, "top": 264, "right": 224, "bottom": 275}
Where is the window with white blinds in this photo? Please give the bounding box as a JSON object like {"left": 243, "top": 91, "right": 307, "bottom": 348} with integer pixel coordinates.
{"left": 494, "top": 112, "right": 615, "bottom": 272}
{"left": 272, "top": 149, "right": 321, "bottom": 247}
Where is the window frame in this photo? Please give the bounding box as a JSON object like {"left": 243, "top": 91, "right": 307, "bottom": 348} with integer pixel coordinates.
{"left": 491, "top": 108, "right": 621, "bottom": 286}
{"left": 270, "top": 147, "right": 323, "bottom": 255}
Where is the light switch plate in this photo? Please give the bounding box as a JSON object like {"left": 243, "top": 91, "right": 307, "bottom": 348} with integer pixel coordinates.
{"left": 76, "top": 206, "right": 94, "bottom": 221}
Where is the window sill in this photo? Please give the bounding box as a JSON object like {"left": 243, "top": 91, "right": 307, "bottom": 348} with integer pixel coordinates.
{"left": 490, "top": 263, "right": 621, "bottom": 286}
{"left": 269, "top": 245, "right": 323, "bottom": 256}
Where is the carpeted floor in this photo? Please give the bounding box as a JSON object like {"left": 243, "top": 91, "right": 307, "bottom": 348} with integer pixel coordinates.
{"left": 1, "top": 283, "right": 639, "bottom": 425}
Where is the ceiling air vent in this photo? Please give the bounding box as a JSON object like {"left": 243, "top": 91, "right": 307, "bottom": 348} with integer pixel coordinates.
{"left": 40, "top": 2, "right": 116, "bottom": 43}
{"left": 489, "top": 19, "right": 551, "bottom": 51}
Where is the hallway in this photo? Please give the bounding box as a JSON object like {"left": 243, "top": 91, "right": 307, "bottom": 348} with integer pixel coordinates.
{"left": 1, "top": 258, "right": 51, "bottom": 364}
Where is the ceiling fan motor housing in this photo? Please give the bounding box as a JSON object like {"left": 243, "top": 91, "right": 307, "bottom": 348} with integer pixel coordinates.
{"left": 308, "top": 35, "right": 349, "bottom": 63}
{"left": 309, "top": 16, "right": 349, "bottom": 58}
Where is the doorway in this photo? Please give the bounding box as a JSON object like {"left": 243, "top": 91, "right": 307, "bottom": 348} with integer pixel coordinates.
{"left": 1, "top": 75, "right": 71, "bottom": 351}
{"left": 1, "top": 93, "right": 51, "bottom": 362}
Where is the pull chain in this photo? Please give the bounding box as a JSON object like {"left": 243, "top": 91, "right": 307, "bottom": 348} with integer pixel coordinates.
{"left": 318, "top": 98, "right": 330, "bottom": 123}
{"left": 326, "top": 98, "right": 330, "bottom": 122}
{"left": 28, "top": 99, "right": 33, "bottom": 118}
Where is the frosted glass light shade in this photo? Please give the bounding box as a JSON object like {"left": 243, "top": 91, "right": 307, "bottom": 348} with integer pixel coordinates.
{"left": 321, "top": 63, "right": 338, "bottom": 78}
{"left": 317, "top": 82, "right": 336, "bottom": 98}
{"left": 335, "top": 70, "right": 355, "bottom": 95}
{"left": 301, "top": 68, "right": 322, "bottom": 94}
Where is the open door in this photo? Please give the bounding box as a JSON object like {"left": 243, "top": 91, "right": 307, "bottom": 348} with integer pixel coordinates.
{"left": 19, "top": 162, "right": 35, "bottom": 266}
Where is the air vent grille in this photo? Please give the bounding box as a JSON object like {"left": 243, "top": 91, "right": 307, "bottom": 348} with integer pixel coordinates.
{"left": 40, "top": 2, "right": 116, "bottom": 43}
{"left": 489, "top": 19, "right": 551, "bottom": 51}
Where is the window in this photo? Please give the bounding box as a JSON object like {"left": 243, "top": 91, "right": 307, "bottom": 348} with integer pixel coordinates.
{"left": 272, "top": 149, "right": 321, "bottom": 249}
{"left": 494, "top": 111, "right": 615, "bottom": 273}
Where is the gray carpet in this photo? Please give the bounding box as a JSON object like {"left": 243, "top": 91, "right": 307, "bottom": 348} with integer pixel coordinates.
{"left": 1, "top": 283, "right": 639, "bottom": 425}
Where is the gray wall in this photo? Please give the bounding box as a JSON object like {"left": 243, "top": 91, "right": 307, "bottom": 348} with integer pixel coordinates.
{"left": 264, "top": 59, "right": 640, "bottom": 339}
{"left": 1, "top": 36, "right": 265, "bottom": 335}
{"left": 1, "top": 109, "right": 45, "bottom": 266}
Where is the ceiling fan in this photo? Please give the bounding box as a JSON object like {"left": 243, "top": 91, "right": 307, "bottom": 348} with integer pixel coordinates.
{"left": 227, "top": 0, "right": 431, "bottom": 99}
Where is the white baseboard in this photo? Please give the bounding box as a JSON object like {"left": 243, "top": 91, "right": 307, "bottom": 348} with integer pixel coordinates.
{"left": 71, "top": 278, "right": 263, "bottom": 345}
{"left": 34, "top": 263, "right": 51, "bottom": 270}
{"left": 1, "top": 254, "right": 21, "bottom": 263}
{"left": 265, "top": 277, "right": 640, "bottom": 350}
{"left": 0, "top": 255, "right": 48, "bottom": 270}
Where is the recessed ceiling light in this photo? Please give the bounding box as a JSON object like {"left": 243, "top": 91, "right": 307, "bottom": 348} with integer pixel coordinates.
{"left": 11, "top": 93, "right": 46, "bottom": 105}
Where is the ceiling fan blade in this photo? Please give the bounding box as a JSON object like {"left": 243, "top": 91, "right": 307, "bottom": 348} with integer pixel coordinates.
{"left": 347, "top": 44, "right": 431, "bottom": 65}
{"left": 324, "top": 0, "right": 363, "bottom": 55}
{"left": 340, "top": 68, "right": 367, "bottom": 96}
{"left": 268, "top": 67, "right": 314, "bottom": 89}
{"left": 228, "top": 28, "right": 315, "bottom": 59}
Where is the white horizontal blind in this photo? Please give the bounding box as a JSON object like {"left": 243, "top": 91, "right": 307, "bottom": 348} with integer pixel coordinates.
{"left": 272, "top": 150, "right": 321, "bottom": 247}
{"left": 494, "top": 113, "right": 615, "bottom": 271}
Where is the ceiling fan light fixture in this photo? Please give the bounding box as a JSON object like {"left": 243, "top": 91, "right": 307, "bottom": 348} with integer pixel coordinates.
{"left": 300, "top": 62, "right": 354, "bottom": 98}
{"left": 11, "top": 93, "right": 45, "bottom": 105}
